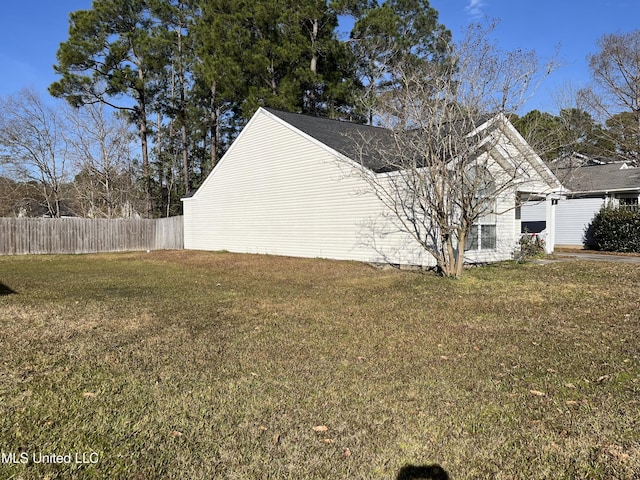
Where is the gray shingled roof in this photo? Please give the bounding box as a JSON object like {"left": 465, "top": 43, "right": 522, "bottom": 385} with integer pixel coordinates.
{"left": 555, "top": 163, "right": 640, "bottom": 194}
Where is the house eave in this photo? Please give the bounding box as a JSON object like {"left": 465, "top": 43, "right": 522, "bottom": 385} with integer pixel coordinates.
{"left": 568, "top": 187, "right": 640, "bottom": 197}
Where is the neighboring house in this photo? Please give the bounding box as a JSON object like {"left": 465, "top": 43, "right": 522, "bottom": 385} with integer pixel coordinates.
{"left": 521, "top": 153, "right": 640, "bottom": 248}
{"left": 183, "top": 107, "right": 562, "bottom": 267}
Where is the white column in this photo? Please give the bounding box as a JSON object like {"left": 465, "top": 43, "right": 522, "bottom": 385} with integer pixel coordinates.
{"left": 544, "top": 197, "right": 556, "bottom": 254}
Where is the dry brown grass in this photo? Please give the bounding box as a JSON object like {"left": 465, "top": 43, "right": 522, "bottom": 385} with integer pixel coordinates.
{"left": 0, "top": 251, "right": 638, "bottom": 479}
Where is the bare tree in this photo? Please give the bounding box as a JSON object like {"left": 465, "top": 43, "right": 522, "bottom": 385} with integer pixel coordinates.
{"left": 0, "top": 89, "right": 70, "bottom": 217}
{"left": 578, "top": 30, "right": 640, "bottom": 164}
{"left": 350, "top": 22, "right": 557, "bottom": 277}
{"left": 65, "top": 104, "right": 140, "bottom": 218}
{"left": 0, "top": 176, "right": 37, "bottom": 217}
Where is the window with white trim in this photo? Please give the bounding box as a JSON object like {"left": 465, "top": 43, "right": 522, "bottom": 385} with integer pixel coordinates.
{"left": 464, "top": 166, "right": 497, "bottom": 251}
{"left": 465, "top": 223, "right": 497, "bottom": 251}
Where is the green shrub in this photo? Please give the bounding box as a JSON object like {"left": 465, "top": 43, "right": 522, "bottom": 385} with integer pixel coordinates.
{"left": 586, "top": 205, "right": 640, "bottom": 252}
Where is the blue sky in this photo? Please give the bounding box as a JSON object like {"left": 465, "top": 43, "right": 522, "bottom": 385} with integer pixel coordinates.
{"left": 0, "top": 0, "right": 637, "bottom": 114}
{"left": 0, "top": 1, "right": 92, "bottom": 98}
{"left": 433, "top": 0, "right": 638, "bottom": 112}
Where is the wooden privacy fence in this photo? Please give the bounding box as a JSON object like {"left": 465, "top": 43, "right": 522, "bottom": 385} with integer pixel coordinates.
{"left": 0, "top": 216, "right": 183, "bottom": 255}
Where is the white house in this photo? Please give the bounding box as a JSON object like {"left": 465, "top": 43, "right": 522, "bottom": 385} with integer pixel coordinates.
{"left": 183, "top": 107, "right": 562, "bottom": 266}
{"left": 521, "top": 154, "right": 640, "bottom": 248}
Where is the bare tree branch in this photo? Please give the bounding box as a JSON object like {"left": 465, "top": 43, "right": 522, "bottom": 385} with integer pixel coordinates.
{"left": 0, "top": 89, "right": 70, "bottom": 217}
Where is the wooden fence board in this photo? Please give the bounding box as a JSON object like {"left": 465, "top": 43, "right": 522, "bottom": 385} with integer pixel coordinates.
{"left": 0, "top": 217, "right": 183, "bottom": 255}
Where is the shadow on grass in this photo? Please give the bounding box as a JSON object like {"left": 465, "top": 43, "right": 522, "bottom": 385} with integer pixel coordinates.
{"left": 0, "top": 282, "right": 16, "bottom": 296}
{"left": 397, "top": 463, "right": 449, "bottom": 480}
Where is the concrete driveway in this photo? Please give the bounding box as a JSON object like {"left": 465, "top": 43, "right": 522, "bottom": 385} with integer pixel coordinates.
{"left": 549, "top": 252, "right": 640, "bottom": 264}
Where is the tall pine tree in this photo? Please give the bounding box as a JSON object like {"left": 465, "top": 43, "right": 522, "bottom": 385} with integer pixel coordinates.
{"left": 50, "top": 0, "right": 170, "bottom": 216}
{"left": 350, "top": 0, "right": 451, "bottom": 124}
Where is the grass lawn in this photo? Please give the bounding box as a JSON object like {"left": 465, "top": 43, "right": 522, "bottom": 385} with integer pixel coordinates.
{"left": 0, "top": 251, "right": 639, "bottom": 479}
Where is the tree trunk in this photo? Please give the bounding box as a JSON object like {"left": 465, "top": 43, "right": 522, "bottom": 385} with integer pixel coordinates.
{"left": 136, "top": 67, "right": 152, "bottom": 217}
{"left": 140, "top": 115, "right": 151, "bottom": 217}
{"left": 308, "top": 18, "right": 319, "bottom": 114}
{"left": 177, "top": 23, "right": 190, "bottom": 195}
{"left": 444, "top": 235, "right": 456, "bottom": 277}
{"left": 455, "top": 233, "right": 466, "bottom": 279}
{"left": 210, "top": 82, "right": 218, "bottom": 171}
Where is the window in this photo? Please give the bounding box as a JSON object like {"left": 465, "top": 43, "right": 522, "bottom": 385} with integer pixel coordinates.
{"left": 465, "top": 224, "right": 497, "bottom": 251}
{"left": 466, "top": 225, "right": 478, "bottom": 250}
{"left": 463, "top": 165, "right": 497, "bottom": 252}
{"left": 481, "top": 224, "right": 496, "bottom": 249}
{"left": 465, "top": 198, "right": 497, "bottom": 252}
{"left": 619, "top": 196, "right": 639, "bottom": 207}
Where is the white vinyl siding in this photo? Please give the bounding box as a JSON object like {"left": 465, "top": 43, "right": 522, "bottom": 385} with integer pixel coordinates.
{"left": 555, "top": 197, "right": 605, "bottom": 246}
{"left": 521, "top": 200, "right": 547, "bottom": 222}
